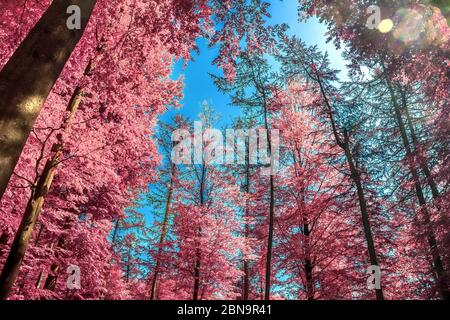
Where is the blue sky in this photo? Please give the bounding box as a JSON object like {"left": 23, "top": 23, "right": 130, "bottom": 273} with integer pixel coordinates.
{"left": 142, "top": 0, "right": 347, "bottom": 222}
{"left": 161, "top": 0, "right": 347, "bottom": 127}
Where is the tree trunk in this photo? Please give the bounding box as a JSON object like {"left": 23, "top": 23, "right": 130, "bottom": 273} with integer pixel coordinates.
{"left": 0, "top": 0, "right": 97, "bottom": 201}
{"left": 125, "top": 249, "right": 131, "bottom": 283}
{"left": 0, "top": 233, "right": 8, "bottom": 257}
{"left": 35, "top": 271, "right": 43, "bottom": 289}
{"left": 316, "top": 75, "right": 384, "bottom": 300}
{"left": 42, "top": 217, "right": 72, "bottom": 293}
{"left": 150, "top": 165, "right": 175, "bottom": 300}
{"left": 0, "top": 86, "right": 83, "bottom": 300}
{"left": 242, "top": 137, "right": 251, "bottom": 300}
{"left": 34, "top": 223, "right": 44, "bottom": 246}
{"left": 400, "top": 88, "right": 440, "bottom": 199}
{"left": 303, "top": 218, "right": 314, "bottom": 300}
{"left": 387, "top": 81, "right": 448, "bottom": 300}
{"left": 193, "top": 246, "right": 201, "bottom": 300}
{"left": 264, "top": 175, "right": 275, "bottom": 301}
{"left": 193, "top": 165, "right": 206, "bottom": 300}
{"left": 43, "top": 263, "right": 59, "bottom": 291}
{"left": 111, "top": 219, "right": 120, "bottom": 251}
{"left": 262, "top": 101, "right": 275, "bottom": 301}
{"left": 342, "top": 143, "right": 384, "bottom": 300}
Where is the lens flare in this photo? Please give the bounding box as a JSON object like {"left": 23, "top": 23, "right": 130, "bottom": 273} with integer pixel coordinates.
{"left": 378, "top": 19, "right": 394, "bottom": 33}
{"left": 392, "top": 4, "right": 449, "bottom": 48}
{"left": 393, "top": 8, "right": 424, "bottom": 43}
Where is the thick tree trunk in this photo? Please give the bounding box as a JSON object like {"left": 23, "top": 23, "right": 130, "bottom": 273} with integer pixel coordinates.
{"left": 0, "top": 155, "right": 59, "bottom": 299}
{"left": 0, "top": 86, "right": 83, "bottom": 300}
{"left": 150, "top": 165, "right": 175, "bottom": 300}
{"left": 0, "top": 0, "right": 97, "bottom": 201}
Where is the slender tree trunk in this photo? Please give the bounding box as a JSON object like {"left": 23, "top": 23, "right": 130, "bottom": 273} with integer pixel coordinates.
{"left": 303, "top": 218, "right": 314, "bottom": 300}
{"left": 242, "top": 137, "right": 251, "bottom": 300}
{"left": 193, "top": 165, "right": 206, "bottom": 300}
{"left": 193, "top": 246, "right": 201, "bottom": 300}
{"left": 42, "top": 217, "right": 72, "bottom": 292}
{"left": 0, "top": 86, "right": 83, "bottom": 300}
{"left": 387, "top": 81, "right": 449, "bottom": 300}
{"left": 262, "top": 101, "right": 275, "bottom": 301}
{"left": 342, "top": 142, "right": 384, "bottom": 300}
{"left": 0, "top": 0, "right": 97, "bottom": 201}
{"left": 125, "top": 249, "right": 131, "bottom": 283}
{"left": 150, "top": 165, "right": 175, "bottom": 300}
{"left": 243, "top": 237, "right": 250, "bottom": 300}
{"left": 264, "top": 175, "right": 274, "bottom": 300}
{"left": 400, "top": 88, "right": 440, "bottom": 199}
{"left": 35, "top": 271, "right": 43, "bottom": 289}
{"left": 34, "top": 224, "right": 44, "bottom": 246}
{"left": 294, "top": 153, "right": 314, "bottom": 300}
{"left": 316, "top": 75, "right": 384, "bottom": 300}
{"left": 43, "top": 263, "right": 59, "bottom": 290}
{"left": 111, "top": 219, "right": 120, "bottom": 251}
{"left": 33, "top": 224, "right": 45, "bottom": 289}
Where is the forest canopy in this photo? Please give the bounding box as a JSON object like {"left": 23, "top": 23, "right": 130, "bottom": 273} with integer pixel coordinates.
{"left": 0, "top": 0, "right": 448, "bottom": 301}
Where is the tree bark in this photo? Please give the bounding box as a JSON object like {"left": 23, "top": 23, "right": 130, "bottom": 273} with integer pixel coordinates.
{"left": 302, "top": 214, "right": 314, "bottom": 300}
{"left": 193, "top": 247, "right": 201, "bottom": 300}
{"left": 0, "top": 86, "right": 83, "bottom": 300}
{"left": 264, "top": 175, "right": 275, "bottom": 300}
{"left": 43, "top": 263, "right": 59, "bottom": 291}
{"left": 386, "top": 81, "right": 448, "bottom": 300}
{"left": 262, "top": 95, "right": 275, "bottom": 301}
{"left": 150, "top": 165, "right": 175, "bottom": 300}
{"left": 342, "top": 142, "right": 384, "bottom": 300}
{"left": 0, "top": 0, "right": 97, "bottom": 201}
{"left": 400, "top": 88, "right": 440, "bottom": 199}
{"left": 193, "top": 164, "right": 206, "bottom": 300}
{"left": 242, "top": 135, "right": 251, "bottom": 300}
{"left": 316, "top": 75, "right": 384, "bottom": 300}
{"left": 35, "top": 271, "right": 43, "bottom": 289}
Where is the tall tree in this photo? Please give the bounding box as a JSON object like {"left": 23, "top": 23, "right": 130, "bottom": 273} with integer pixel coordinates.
{"left": 0, "top": 0, "right": 97, "bottom": 200}
{"left": 277, "top": 35, "right": 385, "bottom": 299}
{"left": 146, "top": 120, "right": 180, "bottom": 300}
{"left": 271, "top": 82, "right": 367, "bottom": 299}
{"left": 212, "top": 52, "right": 285, "bottom": 299}
{"left": 0, "top": 0, "right": 276, "bottom": 201}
